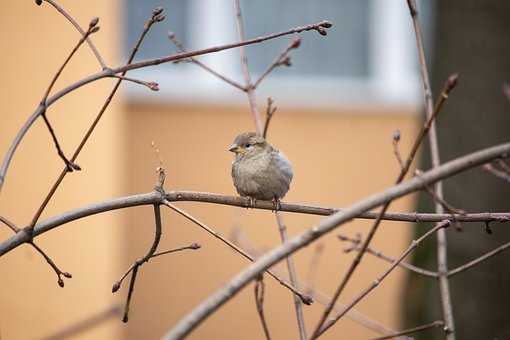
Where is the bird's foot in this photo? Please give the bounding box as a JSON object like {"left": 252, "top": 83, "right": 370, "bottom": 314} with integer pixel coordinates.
{"left": 272, "top": 198, "right": 281, "bottom": 212}
{"left": 245, "top": 196, "right": 256, "bottom": 209}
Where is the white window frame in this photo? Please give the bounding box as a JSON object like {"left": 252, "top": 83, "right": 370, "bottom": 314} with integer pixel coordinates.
{"left": 124, "top": 0, "right": 422, "bottom": 110}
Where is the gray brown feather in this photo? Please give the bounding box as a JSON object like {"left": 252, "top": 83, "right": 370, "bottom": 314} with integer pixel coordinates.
{"left": 230, "top": 132, "right": 293, "bottom": 201}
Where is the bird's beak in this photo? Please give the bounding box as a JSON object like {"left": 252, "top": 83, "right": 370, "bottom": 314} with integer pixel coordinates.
{"left": 228, "top": 144, "right": 240, "bottom": 153}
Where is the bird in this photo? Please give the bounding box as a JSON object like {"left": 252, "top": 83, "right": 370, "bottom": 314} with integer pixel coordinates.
{"left": 229, "top": 132, "right": 293, "bottom": 209}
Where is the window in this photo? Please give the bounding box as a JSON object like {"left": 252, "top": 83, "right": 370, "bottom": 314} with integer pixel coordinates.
{"left": 124, "top": 0, "right": 431, "bottom": 108}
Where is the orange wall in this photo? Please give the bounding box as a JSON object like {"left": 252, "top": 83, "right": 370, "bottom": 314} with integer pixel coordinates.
{"left": 0, "top": 1, "right": 124, "bottom": 339}
{"left": 121, "top": 102, "right": 419, "bottom": 340}
{"left": 0, "top": 1, "right": 419, "bottom": 339}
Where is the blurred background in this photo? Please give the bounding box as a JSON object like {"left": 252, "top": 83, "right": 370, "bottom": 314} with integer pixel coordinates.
{"left": 0, "top": 1, "right": 508, "bottom": 339}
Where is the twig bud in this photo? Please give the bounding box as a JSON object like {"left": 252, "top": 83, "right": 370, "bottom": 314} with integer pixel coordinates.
{"left": 393, "top": 129, "right": 401, "bottom": 142}
{"left": 90, "top": 26, "right": 100, "bottom": 34}
{"left": 148, "top": 82, "right": 159, "bottom": 91}
{"left": 155, "top": 14, "right": 166, "bottom": 22}
{"left": 291, "top": 38, "right": 301, "bottom": 49}
{"left": 122, "top": 315, "right": 129, "bottom": 323}
{"left": 280, "top": 56, "right": 292, "bottom": 67}
{"left": 152, "top": 6, "right": 164, "bottom": 16}
{"left": 89, "top": 17, "right": 99, "bottom": 28}
{"left": 316, "top": 27, "right": 328, "bottom": 36}
{"left": 301, "top": 295, "right": 314, "bottom": 305}
{"left": 319, "top": 21, "right": 333, "bottom": 28}
{"left": 190, "top": 243, "right": 201, "bottom": 250}
{"left": 58, "top": 278, "right": 64, "bottom": 287}
{"left": 112, "top": 281, "right": 121, "bottom": 293}
{"left": 63, "top": 272, "right": 72, "bottom": 278}
{"left": 484, "top": 221, "right": 493, "bottom": 235}
{"left": 446, "top": 73, "right": 459, "bottom": 92}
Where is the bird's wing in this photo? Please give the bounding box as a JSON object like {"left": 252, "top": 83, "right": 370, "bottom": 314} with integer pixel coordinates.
{"left": 271, "top": 150, "right": 293, "bottom": 181}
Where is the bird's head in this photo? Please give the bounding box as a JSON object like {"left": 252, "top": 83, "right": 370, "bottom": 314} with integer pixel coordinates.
{"left": 228, "top": 132, "right": 270, "bottom": 159}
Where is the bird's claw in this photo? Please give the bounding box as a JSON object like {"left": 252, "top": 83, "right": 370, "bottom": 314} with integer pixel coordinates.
{"left": 272, "top": 198, "right": 281, "bottom": 212}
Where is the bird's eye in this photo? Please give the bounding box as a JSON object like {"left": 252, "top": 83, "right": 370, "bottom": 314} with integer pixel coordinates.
{"left": 245, "top": 143, "right": 252, "bottom": 148}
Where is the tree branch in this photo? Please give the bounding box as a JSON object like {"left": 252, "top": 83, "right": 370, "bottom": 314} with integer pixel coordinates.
{"left": 317, "top": 221, "right": 451, "bottom": 337}
{"left": 407, "top": 0, "right": 456, "bottom": 337}
{"left": 253, "top": 38, "right": 301, "bottom": 89}
{"left": 112, "top": 204, "right": 163, "bottom": 322}
{"left": 338, "top": 234, "right": 438, "bottom": 278}
{"left": 254, "top": 276, "right": 272, "bottom": 340}
{"left": 447, "top": 240, "right": 510, "bottom": 277}
{"left": 233, "top": 0, "right": 263, "bottom": 135}
{"left": 40, "top": 0, "right": 107, "bottom": 69}
{"left": 275, "top": 212, "right": 307, "bottom": 340}
{"left": 162, "top": 200, "right": 312, "bottom": 304}
{"left": 28, "top": 7, "right": 165, "bottom": 229}
{"left": 310, "top": 73, "right": 459, "bottom": 338}
{"left": 167, "top": 32, "right": 246, "bottom": 91}
{"left": 0, "top": 19, "right": 332, "bottom": 193}
{"left": 161, "top": 142, "right": 510, "bottom": 340}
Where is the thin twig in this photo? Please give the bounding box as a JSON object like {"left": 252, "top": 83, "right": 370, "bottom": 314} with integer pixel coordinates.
{"left": 0, "top": 20, "right": 332, "bottom": 192}
{"left": 392, "top": 130, "right": 404, "bottom": 170}
{"left": 0, "top": 215, "right": 19, "bottom": 233}
{"left": 262, "top": 98, "right": 277, "bottom": 139}
{"left": 37, "top": 18, "right": 99, "bottom": 173}
{"left": 29, "top": 241, "right": 72, "bottom": 287}
{"left": 150, "top": 243, "right": 201, "bottom": 260}
{"left": 109, "top": 74, "right": 159, "bottom": 91}
{"left": 447, "top": 240, "right": 510, "bottom": 277}
{"left": 338, "top": 234, "right": 438, "bottom": 278}
{"left": 40, "top": 112, "right": 81, "bottom": 172}
{"left": 253, "top": 38, "right": 301, "bottom": 89}
{"left": 304, "top": 243, "right": 326, "bottom": 296}
{"left": 275, "top": 211, "right": 307, "bottom": 340}
{"left": 407, "top": 0, "right": 456, "bottom": 337}
{"left": 233, "top": 0, "right": 263, "bottom": 135}
{"left": 41, "top": 0, "right": 107, "bottom": 69}
{"left": 162, "top": 200, "right": 312, "bottom": 304}
{"left": 167, "top": 32, "right": 246, "bottom": 91}
{"left": 230, "top": 226, "right": 401, "bottom": 336}
{"left": 483, "top": 163, "right": 510, "bottom": 183}
{"left": 310, "top": 73, "right": 459, "bottom": 339}
{"left": 28, "top": 7, "right": 165, "bottom": 229}
{"left": 316, "top": 221, "right": 451, "bottom": 337}
{"left": 369, "top": 320, "right": 445, "bottom": 340}
{"left": 162, "top": 142, "right": 510, "bottom": 340}
{"left": 112, "top": 204, "right": 163, "bottom": 322}
{"left": 0, "top": 216, "right": 71, "bottom": 286}
{"left": 254, "top": 276, "right": 272, "bottom": 340}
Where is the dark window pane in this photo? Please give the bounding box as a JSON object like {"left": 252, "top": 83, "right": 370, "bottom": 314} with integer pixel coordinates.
{"left": 241, "top": 0, "right": 370, "bottom": 78}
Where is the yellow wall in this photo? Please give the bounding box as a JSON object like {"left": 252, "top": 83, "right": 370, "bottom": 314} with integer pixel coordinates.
{"left": 0, "top": 1, "right": 419, "bottom": 339}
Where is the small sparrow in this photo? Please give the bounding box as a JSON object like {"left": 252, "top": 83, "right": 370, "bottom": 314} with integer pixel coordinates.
{"left": 229, "top": 132, "right": 293, "bottom": 207}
